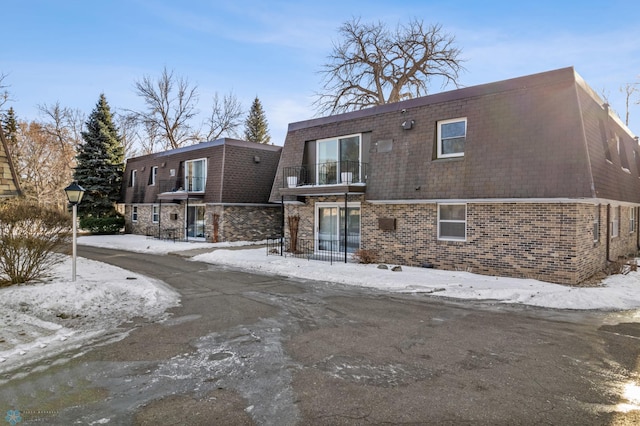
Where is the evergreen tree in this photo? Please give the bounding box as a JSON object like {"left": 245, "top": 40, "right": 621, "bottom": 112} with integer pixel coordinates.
{"left": 1, "top": 107, "right": 19, "bottom": 160}
{"left": 244, "top": 96, "right": 271, "bottom": 144}
{"left": 74, "top": 94, "right": 124, "bottom": 218}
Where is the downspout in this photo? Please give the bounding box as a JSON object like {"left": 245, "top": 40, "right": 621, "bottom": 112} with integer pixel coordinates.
{"left": 158, "top": 199, "right": 162, "bottom": 236}
{"left": 344, "top": 193, "right": 348, "bottom": 263}
{"left": 186, "top": 196, "right": 189, "bottom": 242}
{"left": 637, "top": 206, "right": 640, "bottom": 250}
{"left": 606, "top": 204, "right": 611, "bottom": 262}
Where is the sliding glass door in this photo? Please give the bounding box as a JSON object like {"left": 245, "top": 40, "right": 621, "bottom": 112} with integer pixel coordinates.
{"left": 186, "top": 205, "right": 206, "bottom": 239}
{"left": 316, "top": 134, "right": 361, "bottom": 185}
{"left": 316, "top": 204, "right": 360, "bottom": 253}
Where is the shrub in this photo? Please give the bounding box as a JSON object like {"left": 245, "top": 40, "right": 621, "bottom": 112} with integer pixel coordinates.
{"left": 0, "top": 199, "right": 70, "bottom": 286}
{"left": 605, "top": 256, "right": 638, "bottom": 276}
{"left": 352, "top": 248, "right": 379, "bottom": 264}
{"left": 80, "top": 214, "right": 125, "bottom": 235}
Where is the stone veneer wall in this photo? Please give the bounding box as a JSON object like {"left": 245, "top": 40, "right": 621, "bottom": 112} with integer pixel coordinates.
{"left": 124, "top": 203, "right": 282, "bottom": 242}
{"left": 206, "top": 204, "right": 282, "bottom": 242}
{"left": 123, "top": 203, "right": 183, "bottom": 236}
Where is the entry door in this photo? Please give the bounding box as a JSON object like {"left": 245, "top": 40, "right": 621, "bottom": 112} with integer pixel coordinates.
{"left": 186, "top": 205, "right": 206, "bottom": 239}
{"left": 317, "top": 205, "right": 360, "bottom": 253}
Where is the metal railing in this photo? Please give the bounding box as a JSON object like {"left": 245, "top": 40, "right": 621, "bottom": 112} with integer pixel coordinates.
{"left": 266, "top": 235, "right": 360, "bottom": 264}
{"left": 283, "top": 161, "right": 368, "bottom": 188}
{"left": 157, "top": 176, "right": 206, "bottom": 193}
{"left": 145, "top": 225, "right": 184, "bottom": 242}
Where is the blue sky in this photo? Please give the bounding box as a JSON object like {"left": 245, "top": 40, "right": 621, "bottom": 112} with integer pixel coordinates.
{"left": 2, "top": 0, "right": 640, "bottom": 147}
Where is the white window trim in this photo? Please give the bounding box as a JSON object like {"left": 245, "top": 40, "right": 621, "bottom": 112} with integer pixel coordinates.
{"left": 612, "top": 206, "right": 619, "bottom": 238}
{"left": 185, "top": 158, "right": 207, "bottom": 192}
{"left": 131, "top": 169, "right": 137, "bottom": 187}
{"left": 152, "top": 204, "right": 160, "bottom": 223}
{"left": 630, "top": 207, "right": 636, "bottom": 234}
{"left": 316, "top": 133, "right": 362, "bottom": 184}
{"left": 437, "top": 203, "right": 467, "bottom": 241}
{"left": 150, "top": 166, "right": 158, "bottom": 186}
{"left": 314, "top": 201, "right": 361, "bottom": 252}
{"left": 437, "top": 117, "right": 467, "bottom": 159}
{"left": 132, "top": 205, "right": 138, "bottom": 223}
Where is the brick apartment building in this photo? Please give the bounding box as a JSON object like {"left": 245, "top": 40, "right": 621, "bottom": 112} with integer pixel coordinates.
{"left": 270, "top": 67, "right": 640, "bottom": 285}
{"left": 121, "top": 138, "right": 282, "bottom": 242}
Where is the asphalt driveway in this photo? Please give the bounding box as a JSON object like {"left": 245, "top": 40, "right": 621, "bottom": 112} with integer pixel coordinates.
{"left": 1, "top": 246, "right": 639, "bottom": 425}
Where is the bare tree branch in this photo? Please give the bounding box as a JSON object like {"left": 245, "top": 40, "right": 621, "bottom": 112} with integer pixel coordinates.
{"left": 131, "top": 67, "right": 200, "bottom": 150}
{"left": 0, "top": 72, "right": 13, "bottom": 113}
{"left": 205, "top": 91, "right": 244, "bottom": 140}
{"left": 315, "top": 17, "right": 465, "bottom": 115}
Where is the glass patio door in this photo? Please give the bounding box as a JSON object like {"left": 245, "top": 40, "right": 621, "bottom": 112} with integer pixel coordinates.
{"left": 186, "top": 205, "right": 206, "bottom": 239}
{"left": 316, "top": 135, "right": 361, "bottom": 185}
{"left": 317, "top": 205, "right": 360, "bottom": 253}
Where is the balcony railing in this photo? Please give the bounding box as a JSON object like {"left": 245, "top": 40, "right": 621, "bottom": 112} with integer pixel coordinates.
{"left": 157, "top": 177, "right": 205, "bottom": 193}
{"left": 282, "top": 161, "right": 368, "bottom": 188}
{"left": 266, "top": 235, "right": 360, "bottom": 264}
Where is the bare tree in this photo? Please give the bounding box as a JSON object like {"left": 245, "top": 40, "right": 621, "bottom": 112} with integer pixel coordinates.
{"left": 14, "top": 120, "right": 75, "bottom": 209}
{"left": 315, "top": 18, "right": 465, "bottom": 115}
{"left": 620, "top": 83, "right": 639, "bottom": 126}
{"left": 38, "top": 102, "right": 84, "bottom": 150}
{"left": 131, "top": 67, "right": 200, "bottom": 150}
{"left": 205, "top": 91, "right": 244, "bottom": 141}
{"left": 0, "top": 72, "right": 11, "bottom": 113}
{"left": 114, "top": 111, "right": 142, "bottom": 158}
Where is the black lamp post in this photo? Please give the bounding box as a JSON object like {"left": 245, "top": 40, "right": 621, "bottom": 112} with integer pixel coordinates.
{"left": 64, "top": 181, "right": 85, "bottom": 281}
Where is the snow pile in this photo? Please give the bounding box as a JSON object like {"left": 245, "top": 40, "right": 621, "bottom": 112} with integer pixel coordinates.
{"left": 193, "top": 247, "right": 640, "bottom": 312}
{"left": 0, "top": 256, "right": 179, "bottom": 374}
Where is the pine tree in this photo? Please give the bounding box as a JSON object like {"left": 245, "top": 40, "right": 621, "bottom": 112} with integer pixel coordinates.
{"left": 74, "top": 94, "right": 124, "bottom": 218}
{"left": 1, "top": 107, "right": 19, "bottom": 161}
{"left": 244, "top": 96, "right": 271, "bottom": 144}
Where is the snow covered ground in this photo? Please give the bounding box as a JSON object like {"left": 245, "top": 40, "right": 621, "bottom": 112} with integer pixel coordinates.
{"left": 1, "top": 233, "right": 640, "bottom": 375}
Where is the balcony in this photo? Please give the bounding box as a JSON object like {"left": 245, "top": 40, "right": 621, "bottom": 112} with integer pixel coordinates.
{"left": 280, "top": 161, "right": 368, "bottom": 196}
{"left": 156, "top": 176, "right": 206, "bottom": 201}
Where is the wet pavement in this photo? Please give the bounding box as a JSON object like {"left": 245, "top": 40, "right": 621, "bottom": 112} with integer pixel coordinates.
{"left": 1, "top": 246, "right": 639, "bottom": 425}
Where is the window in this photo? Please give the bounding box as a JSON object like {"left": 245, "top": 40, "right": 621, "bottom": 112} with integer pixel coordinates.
{"left": 438, "top": 204, "right": 466, "bottom": 241}
{"left": 132, "top": 205, "right": 138, "bottom": 222}
{"left": 130, "top": 169, "right": 137, "bottom": 187}
{"left": 149, "top": 166, "right": 158, "bottom": 186}
{"left": 152, "top": 205, "right": 160, "bottom": 223}
{"left": 611, "top": 206, "right": 619, "bottom": 238}
{"left": 185, "top": 159, "right": 206, "bottom": 192}
{"left": 316, "top": 134, "right": 361, "bottom": 184}
{"left": 593, "top": 206, "right": 600, "bottom": 243}
{"left": 437, "top": 118, "right": 467, "bottom": 158}
{"left": 630, "top": 207, "right": 636, "bottom": 233}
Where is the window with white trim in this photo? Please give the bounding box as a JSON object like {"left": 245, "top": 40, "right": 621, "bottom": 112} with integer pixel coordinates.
{"left": 437, "top": 118, "right": 467, "bottom": 158}
{"left": 130, "top": 169, "right": 137, "bottom": 187}
{"left": 132, "top": 205, "right": 138, "bottom": 222}
{"left": 152, "top": 205, "right": 160, "bottom": 223}
{"left": 630, "top": 207, "right": 636, "bottom": 233}
{"left": 438, "top": 204, "right": 466, "bottom": 241}
{"left": 149, "top": 166, "right": 158, "bottom": 186}
{"left": 316, "top": 134, "right": 362, "bottom": 185}
{"left": 611, "top": 206, "right": 619, "bottom": 238}
{"left": 185, "top": 158, "right": 206, "bottom": 192}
